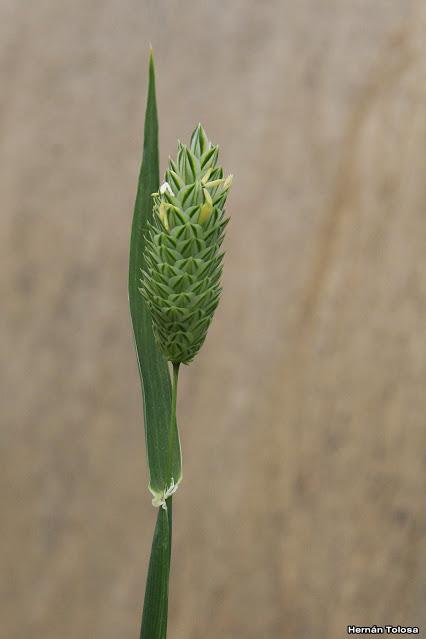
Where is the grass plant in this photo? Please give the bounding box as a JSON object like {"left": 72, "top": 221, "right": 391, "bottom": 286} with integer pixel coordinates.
{"left": 128, "top": 51, "right": 232, "bottom": 638}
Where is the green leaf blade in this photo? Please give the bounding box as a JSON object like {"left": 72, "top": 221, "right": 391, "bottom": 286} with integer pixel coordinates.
{"left": 128, "top": 51, "right": 182, "bottom": 498}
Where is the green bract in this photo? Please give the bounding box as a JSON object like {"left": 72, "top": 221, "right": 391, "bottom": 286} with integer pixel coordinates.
{"left": 140, "top": 124, "right": 232, "bottom": 364}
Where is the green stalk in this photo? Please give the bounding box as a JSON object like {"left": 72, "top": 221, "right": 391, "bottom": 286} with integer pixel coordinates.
{"left": 167, "top": 363, "right": 180, "bottom": 482}
{"left": 140, "top": 365, "right": 179, "bottom": 639}
{"left": 139, "top": 497, "right": 172, "bottom": 639}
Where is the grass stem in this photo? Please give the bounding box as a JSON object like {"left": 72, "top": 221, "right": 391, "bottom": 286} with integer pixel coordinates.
{"left": 167, "top": 362, "right": 180, "bottom": 484}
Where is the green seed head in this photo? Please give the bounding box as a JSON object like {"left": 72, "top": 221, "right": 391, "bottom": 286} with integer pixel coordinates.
{"left": 140, "top": 124, "right": 232, "bottom": 365}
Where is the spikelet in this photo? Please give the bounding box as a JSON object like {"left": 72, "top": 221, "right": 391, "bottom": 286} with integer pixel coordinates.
{"left": 140, "top": 124, "right": 232, "bottom": 364}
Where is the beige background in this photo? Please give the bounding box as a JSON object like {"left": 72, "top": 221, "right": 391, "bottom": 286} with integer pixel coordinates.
{"left": 1, "top": 1, "right": 425, "bottom": 638}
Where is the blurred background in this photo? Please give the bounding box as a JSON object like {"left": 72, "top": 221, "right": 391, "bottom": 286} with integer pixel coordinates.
{"left": 1, "top": 1, "right": 425, "bottom": 637}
